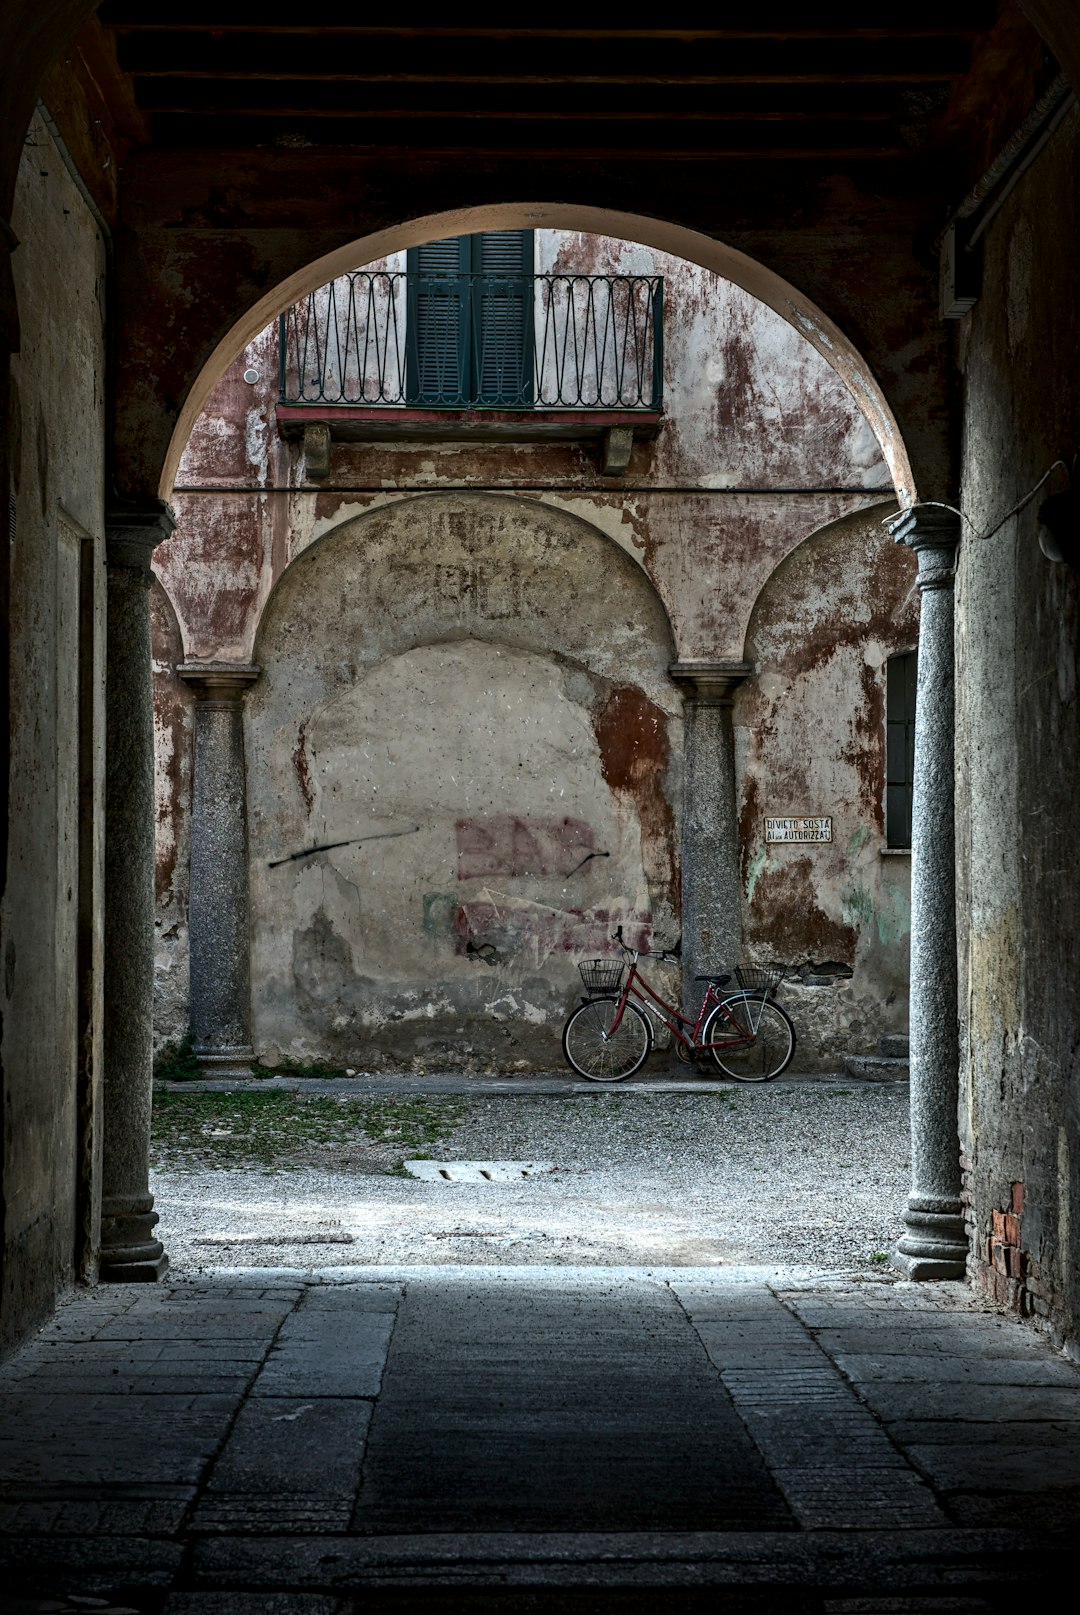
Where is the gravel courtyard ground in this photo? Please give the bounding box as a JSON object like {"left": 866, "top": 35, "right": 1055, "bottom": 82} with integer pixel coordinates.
{"left": 151, "top": 1079, "right": 911, "bottom": 1276}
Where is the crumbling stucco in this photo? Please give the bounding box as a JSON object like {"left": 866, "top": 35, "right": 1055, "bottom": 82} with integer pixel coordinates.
{"left": 246, "top": 494, "right": 680, "bottom": 1068}
{"left": 152, "top": 230, "right": 911, "bottom": 1072}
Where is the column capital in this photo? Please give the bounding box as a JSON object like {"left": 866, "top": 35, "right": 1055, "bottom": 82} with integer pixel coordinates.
{"left": 668, "top": 661, "right": 752, "bottom": 704}
{"left": 178, "top": 663, "right": 261, "bottom": 704}
{"left": 888, "top": 504, "right": 961, "bottom": 592}
{"left": 105, "top": 502, "right": 176, "bottom": 576}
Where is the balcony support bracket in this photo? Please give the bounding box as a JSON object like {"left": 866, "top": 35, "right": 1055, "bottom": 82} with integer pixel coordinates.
{"left": 602, "top": 426, "right": 635, "bottom": 477}
{"left": 303, "top": 423, "right": 331, "bottom": 479}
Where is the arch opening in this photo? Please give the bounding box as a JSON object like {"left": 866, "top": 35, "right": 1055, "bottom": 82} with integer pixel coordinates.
{"left": 160, "top": 204, "right": 914, "bottom": 506}
{"left": 246, "top": 492, "right": 682, "bottom": 1071}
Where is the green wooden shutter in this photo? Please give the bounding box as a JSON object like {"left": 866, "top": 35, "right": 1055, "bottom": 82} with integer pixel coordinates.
{"left": 471, "top": 231, "right": 534, "bottom": 407}
{"left": 407, "top": 232, "right": 534, "bottom": 406}
{"left": 886, "top": 650, "right": 917, "bottom": 848}
{"left": 407, "top": 236, "right": 470, "bottom": 405}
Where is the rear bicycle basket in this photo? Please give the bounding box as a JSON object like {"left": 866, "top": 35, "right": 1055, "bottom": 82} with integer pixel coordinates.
{"left": 578, "top": 959, "right": 625, "bottom": 994}
{"left": 735, "top": 964, "right": 786, "bottom": 995}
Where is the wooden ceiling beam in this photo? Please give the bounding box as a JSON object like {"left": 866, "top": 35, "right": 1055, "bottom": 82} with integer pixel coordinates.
{"left": 112, "top": 38, "right": 974, "bottom": 79}
{"left": 141, "top": 127, "right": 918, "bottom": 160}
{"left": 95, "top": 14, "right": 996, "bottom": 38}
{"left": 133, "top": 104, "right": 903, "bottom": 123}
{"left": 121, "top": 69, "right": 969, "bottom": 86}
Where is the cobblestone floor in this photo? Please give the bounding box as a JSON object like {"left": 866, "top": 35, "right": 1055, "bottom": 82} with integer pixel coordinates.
{"left": 1, "top": 1270, "right": 1077, "bottom": 1610}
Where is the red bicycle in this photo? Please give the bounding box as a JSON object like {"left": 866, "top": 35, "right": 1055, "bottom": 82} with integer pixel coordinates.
{"left": 561, "top": 926, "right": 796, "bottom": 1083}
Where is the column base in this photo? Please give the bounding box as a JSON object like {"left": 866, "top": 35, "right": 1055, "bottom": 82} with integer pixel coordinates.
{"left": 194, "top": 1045, "right": 255, "bottom": 1079}
{"left": 890, "top": 1250, "right": 966, "bottom": 1281}
{"left": 100, "top": 1195, "right": 168, "bottom": 1283}
{"left": 892, "top": 1198, "right": 968, "bottom": 1281}
{"left": 100, "top": 1252, "right": 170, "bottom": 1283}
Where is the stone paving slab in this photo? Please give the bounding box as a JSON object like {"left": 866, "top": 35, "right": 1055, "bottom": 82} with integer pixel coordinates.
{"left": 1, "top": 1271, "right": 1079, "bottom": 1603}
{"left": 904, "top": 1442, "right": 1080, "bottom": 1490}
{"left": 827, "top": 1351, "right": 1080, "bottom": 1385}
{"left": 163, "top": 1598, "right": 344, "bottom": 1615}
{"left": 252, "top": 1326, "right": 396, "bottom": 1399}
{"left": 811, "top": 1323, "right": 1060, "bottom": 1356}
{"left": 187, "top": 1527, "right": 1059, "bottom": 1591}
{"left": 0, "top": 1535, "right": 183, "bottom": 1597}
{"left": 857, "top": 1382, "right": 1080, "bottom": 1423}
{"left": 351, "top": 1280, "right": 793, "bottom": 1536}
{"left": 0, "top": 1491, "right": 193, "bottom": 1538}
{"left": 889, "top": 1416, "right": 1080, "bottom": 1446}
{"left": 193, "top": 1396, "right": 374, "bottom": 1536}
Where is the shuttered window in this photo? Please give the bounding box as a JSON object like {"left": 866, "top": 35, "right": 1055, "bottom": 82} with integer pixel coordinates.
{"left": 886, "top": 651, "right": 917, "bottom": 849}
{"left": 406, "top": 231, "right": 534, "bottom": 407}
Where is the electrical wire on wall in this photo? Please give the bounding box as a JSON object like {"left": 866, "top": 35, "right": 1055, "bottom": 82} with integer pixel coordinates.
{"left": 883, "top": 457, "right": 1076, "bottom": 557}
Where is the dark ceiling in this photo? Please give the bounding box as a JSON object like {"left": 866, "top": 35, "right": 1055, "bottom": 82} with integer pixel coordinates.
{"left": 89, "top": 7, "right": 1037, "bottom": 173}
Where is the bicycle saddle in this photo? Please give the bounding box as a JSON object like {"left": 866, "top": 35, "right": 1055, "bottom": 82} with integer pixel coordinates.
{"left": 695, "top": 973, "right": 732, "bottom": 986}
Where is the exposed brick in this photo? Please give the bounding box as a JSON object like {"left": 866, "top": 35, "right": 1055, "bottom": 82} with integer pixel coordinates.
{"left": 992, "top": 1209, "right": 1007, "bottom": 1240}
{"left": 1005, "top": 1245, "right": 1026, "bottom": 1279}
{"left": 993, "top": 1241, "right": 1009, "bottom": 1276}
{"left": 1011, "top": 1181, "right": 1025, "bottom": 1215}
{"left": 1004, "top": 1212, "right": 1021, "bottom": 1245}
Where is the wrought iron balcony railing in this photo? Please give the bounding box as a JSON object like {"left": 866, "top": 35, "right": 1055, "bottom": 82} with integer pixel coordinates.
{"left": 278, "top": 271, "right": 664, "bottom": 412}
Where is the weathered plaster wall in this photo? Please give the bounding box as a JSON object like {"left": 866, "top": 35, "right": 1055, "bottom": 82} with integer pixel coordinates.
{"left": 739, "top": 507, "right": 917, "bottom": 1069}
{"left": 247, "top": 493, "right": 680, "bottom": 1069}
{"left": 153, "top": 231, "right": 908, "bottom": 1069}
{"left": 955, "top": 108, "right": 1080, "bottom": 1345}
{"left": 2, "top": 112, "right": 106, "bottom": 1345}
{"left": 158, "top": 231, "right": 891, "bottom": 667}
{"left": 537, "top": 234, "right": 884, "bottom": 490}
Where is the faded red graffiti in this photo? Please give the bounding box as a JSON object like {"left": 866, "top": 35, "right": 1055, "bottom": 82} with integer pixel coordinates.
{"left": 453, "top": 901, "right": 651, "bottom": 957}
{"left": 456, "top": 815, "right": 595, "bottom": 880}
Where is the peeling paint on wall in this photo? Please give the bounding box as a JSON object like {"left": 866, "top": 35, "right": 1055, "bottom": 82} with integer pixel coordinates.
{"left": 243, "top": 493, "right": 680, "bottom": 1066}
{"left": 155, "top": 230, "right": 908, "bottom": 1071}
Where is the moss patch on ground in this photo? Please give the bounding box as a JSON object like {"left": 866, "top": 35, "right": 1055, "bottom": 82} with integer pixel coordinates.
{"left": 151, "top": 1090, "right": 468, "bottom": 1174}
{"left": 153, "top": 1036, "right": 202, "bottom": 1083}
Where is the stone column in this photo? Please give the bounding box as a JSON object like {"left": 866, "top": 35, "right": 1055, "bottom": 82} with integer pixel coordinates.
{"left": 178, "top": 664, "right": 260, "bottom": 1079}
{"left": 101, "top": 505, "right": 174, "bottom": 1281}
{"left": 668, "top": 661, "right": 752, "bottom": 1013}
{"left": 891, "top": 507, "right": 967, "bottom": 1280}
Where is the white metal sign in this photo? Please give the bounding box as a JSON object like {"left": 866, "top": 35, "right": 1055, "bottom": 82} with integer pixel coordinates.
{"left": 765, "top": 816, "right": 832, "bottom": 844}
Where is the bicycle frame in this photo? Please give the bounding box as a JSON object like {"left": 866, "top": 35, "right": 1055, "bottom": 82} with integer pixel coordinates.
{"left": 603, "top": 945, "right": 758, "bottom": 1053}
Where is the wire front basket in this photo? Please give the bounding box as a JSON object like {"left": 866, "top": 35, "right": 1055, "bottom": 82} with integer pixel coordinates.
{"left": 735, "top": 964, "right": 787, "bottom": 995}
{"left": 578, "top": 959, "right": 625, "bottom": 994}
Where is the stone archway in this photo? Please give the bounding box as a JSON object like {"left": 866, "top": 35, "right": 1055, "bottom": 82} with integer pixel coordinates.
{"left": 159, "top": 204, "right": 915, "bottom": 508}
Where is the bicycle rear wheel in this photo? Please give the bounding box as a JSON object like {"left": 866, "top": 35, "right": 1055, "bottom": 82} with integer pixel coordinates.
{"left": 702, "top": 993, "right": 795, "bottom": 1082}
{"left": 562, "top": 996, "right": 651, "bottom": 1081}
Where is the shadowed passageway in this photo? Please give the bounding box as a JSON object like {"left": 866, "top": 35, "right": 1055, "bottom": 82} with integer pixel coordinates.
{"left": 1, "top": 1271, "right": 1077, "bottom": 1608}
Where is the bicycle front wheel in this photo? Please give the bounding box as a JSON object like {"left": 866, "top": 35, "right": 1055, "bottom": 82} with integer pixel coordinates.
{"left": 562, "top": 996, "right": 651, "bottom": 1081}
{"left": 703, "top": 993, "right": 795, "bottom": 1081}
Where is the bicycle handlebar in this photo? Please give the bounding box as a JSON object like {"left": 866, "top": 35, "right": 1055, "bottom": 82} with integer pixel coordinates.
{"left": 611, "top": 924, "right": 679, "bottom": 963}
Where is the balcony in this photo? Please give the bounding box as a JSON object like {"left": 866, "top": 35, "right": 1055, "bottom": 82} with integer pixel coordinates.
{"left": 275, "top": 270, "right": 664, "bottom": 475}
